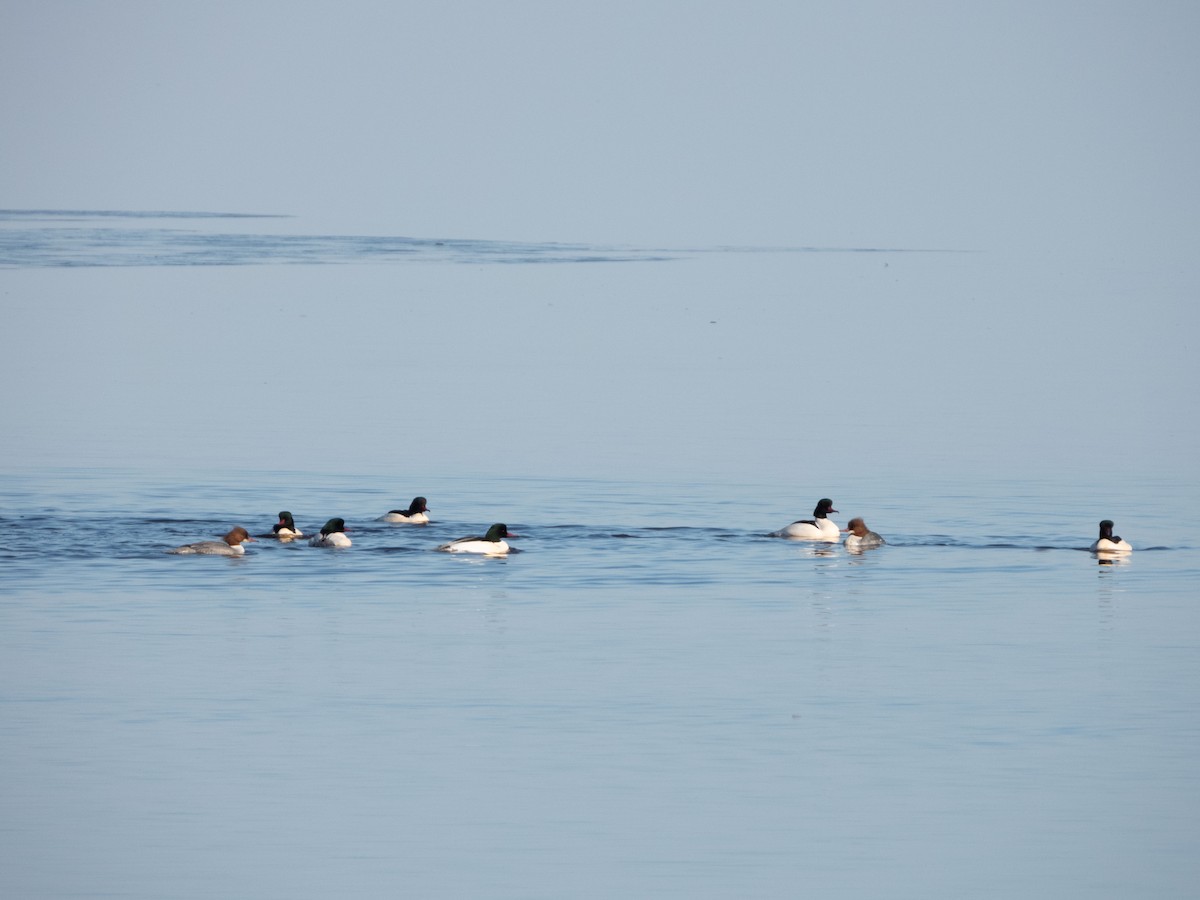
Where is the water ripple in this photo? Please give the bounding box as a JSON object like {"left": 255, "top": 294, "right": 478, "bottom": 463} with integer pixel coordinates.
{"left": 0, "top": 209, "right": 943, "bottom": 268}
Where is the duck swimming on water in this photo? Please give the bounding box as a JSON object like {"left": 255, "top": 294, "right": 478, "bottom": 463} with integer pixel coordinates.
{"left": 774, "top": 499, "right": 840, "bottom": 541}
{"left": 378, "top": 496, "right": 430, "bottom": 524}
{"left": 436, "top": 523, "right": 515, "bottom": 555}
{"left": 843, "top": 517, "right": 885, "bottom": 550}
{"left": 168, "top": 527, "right": 256, "bottom": 556}
{"left": 260, "top": 510, "right": 303, "bottom": 540}
{"left": 310, "top": 518, "right": 351, "bottom": 548}
{"left": 1090, "top": 519, "right": 1131, "bottom": 553}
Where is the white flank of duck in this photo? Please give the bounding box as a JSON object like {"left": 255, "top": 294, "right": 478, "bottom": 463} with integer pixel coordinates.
{"left": 1090, "top": 519, "right": 1132, "bottom": 553}
{"left": 263, "top": 510, "right": 303, "bottom": 540}
{"left": 310, "top": 518, "right": 352, "bottom": 548}
{"left": 775, "top": 499, "right": 840, "bottom": 540}
{"left": 378, "top": 496, "right": 430, "bottom": 524}
{"left": 436, "top": 523, "right": 514, "bottom": 555}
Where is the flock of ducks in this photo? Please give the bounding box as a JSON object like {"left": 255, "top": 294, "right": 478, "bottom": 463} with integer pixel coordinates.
{"left": 167, "top": 496, "right": 515, "bottom": 557}
{"left": 166, "top": 496, "right": 1133, "bottom": 560}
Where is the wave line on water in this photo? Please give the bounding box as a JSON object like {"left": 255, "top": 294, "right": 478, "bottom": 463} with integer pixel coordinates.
{"left": 0, "top": 209, "right": 960, "bottom": 268}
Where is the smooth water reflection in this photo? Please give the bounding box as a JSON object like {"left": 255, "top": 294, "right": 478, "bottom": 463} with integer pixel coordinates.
{"left": 2, "top": 469, "right": 1198, "bottom": 898}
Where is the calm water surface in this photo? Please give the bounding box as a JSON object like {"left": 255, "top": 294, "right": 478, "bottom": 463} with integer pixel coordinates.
{"left": 1, "top": 212, "right": 1197, "bottom": 898}
{"left": 2, "top": 467, "right": 1197, "bottom": 899}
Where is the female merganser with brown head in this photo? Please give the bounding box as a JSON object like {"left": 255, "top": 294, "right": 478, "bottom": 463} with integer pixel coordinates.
{"left": 843, "top": 517, "right": 885, "bottom": 550}
{"left": 168, "top": 527, "right": 256, "bottom": 556}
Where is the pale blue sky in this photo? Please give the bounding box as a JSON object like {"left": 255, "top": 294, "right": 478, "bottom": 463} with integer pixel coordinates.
{"left": 2, "top": 2, "right": 1198, "bottom": 481}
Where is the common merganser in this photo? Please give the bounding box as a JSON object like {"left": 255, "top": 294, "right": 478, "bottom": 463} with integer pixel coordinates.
{"left": 1090, "top": 519, "right": 1132, "bottom": 553}
{"left": 843, "top": 517, "right": 885, "bottom": 550}
{"left": 261, "top": 510, "right": 303, "bottom": 540}
{"left": 310, "top": 518, "right": 351, "bottom": 548}
{"left": 168, "top": 526, "right": 256, "bottom": 556}
{"left": 378, "top": 496, "right": 429, "bottom": 524}
{"left": 774, "top": 499, "right": 840, "bottom": 540}
{"left": 436, "top": 523, "right": 514, "bottom": 555}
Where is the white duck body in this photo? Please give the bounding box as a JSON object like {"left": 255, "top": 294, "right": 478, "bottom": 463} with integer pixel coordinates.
{"left": 310, "top": 518, "right": 352, "bottom": 548}
{"left": 1090, "top": 520, "right": 1131, "bottom": 553}
{"left": 266, "top": 511, "right": 303, "bottom": 540}
{"left": 437, "top": 523, "right": 512, "bottom": 555}
{"left": 776, "top": 499, "right": 840, "bottom": 540}
{"left": 169, "top": 527, "right": 255, "bottom": 556}
{"left": 378, "top": 496, "right": 430, "bottom": 524}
